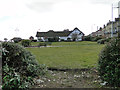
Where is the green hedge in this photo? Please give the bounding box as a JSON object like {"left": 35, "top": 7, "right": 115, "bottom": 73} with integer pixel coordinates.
{"left": 98, "top": 38, "right": 120, "bottom": 87}
{"left": 2, "top": 42, "right": 47, "bottom": 89}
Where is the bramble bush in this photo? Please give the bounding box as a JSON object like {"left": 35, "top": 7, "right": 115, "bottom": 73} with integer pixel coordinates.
{"left": 2, "top": 42, "right": 47, "bottom": 89}
{"left": 98, "top": 38, "right": 120, "bottom": 87}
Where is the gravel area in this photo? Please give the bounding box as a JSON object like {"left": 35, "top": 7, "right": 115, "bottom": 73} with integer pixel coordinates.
{"left": 32, "top": 68, "right": 102, "bottom": 88}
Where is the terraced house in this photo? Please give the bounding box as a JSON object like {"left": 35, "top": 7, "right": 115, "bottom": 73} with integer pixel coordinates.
{"left": 90, "top": 17, "right": 120, "bottom": 38}
{"left": 90, "top": 1, "right": 120, "bottom": 38}
{"left": 36, "top": 27, "right": 84, "bottom": 42}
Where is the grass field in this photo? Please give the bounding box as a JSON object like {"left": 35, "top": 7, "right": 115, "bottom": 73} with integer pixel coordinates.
{"left": 27, "top": 41, "right": 104, "bottom": 69}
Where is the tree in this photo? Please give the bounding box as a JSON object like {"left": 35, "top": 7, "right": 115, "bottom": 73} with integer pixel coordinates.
{"left": 29, "top": 36, "right": 34, "bottom": 41}
{"left": 12, "top": 37, "right": 22, "bottom": 43}
{"left": 4, "top": 38, "right": 8, "bottom": 42}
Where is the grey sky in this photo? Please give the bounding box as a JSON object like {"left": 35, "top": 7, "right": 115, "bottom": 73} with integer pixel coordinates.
{"left": 0, "top": 0, "right": 120, "bottom": 40}
{"left": 25, "top": 0, "right": 119, "bottom": 13}
{"left": 26, "top": 1, "right": 54, "bottom": 12}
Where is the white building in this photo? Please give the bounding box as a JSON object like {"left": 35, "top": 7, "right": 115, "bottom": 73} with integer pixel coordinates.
{"left": 36, "top": 27, "right": 84, "bottom": 42}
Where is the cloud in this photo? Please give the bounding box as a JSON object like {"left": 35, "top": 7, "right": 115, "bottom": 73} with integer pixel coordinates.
{"left": 25, "top": 0, "right": 119, "bottom": 13}
{"left": 25, "top": 0, "right": 81, "bottom": 13}
{"left": 26, "top": 2, "right": 54, "bottom": 12}
{"left": 0, "top": 0, "right": 119, "bottom": 40}
{"left": 90, "top": 0, "right": 119, "bottom": 5}
{"left": 25, "top": 0, "right": 67, "bottom": 12}
{"left": 0, "top": 16, "right": 12, "bottom": 22}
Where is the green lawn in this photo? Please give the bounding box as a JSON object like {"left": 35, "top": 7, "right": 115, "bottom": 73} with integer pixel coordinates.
{"left": 27, "top": 41, "right": 104, "bottom": 69}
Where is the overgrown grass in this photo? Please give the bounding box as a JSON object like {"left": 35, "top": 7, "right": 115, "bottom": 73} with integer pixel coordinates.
{"left": 27, "top": 41, "right": 104, "bottom": 69}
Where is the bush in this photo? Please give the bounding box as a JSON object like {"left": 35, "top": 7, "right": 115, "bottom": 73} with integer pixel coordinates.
{"left": 21, "top": 40, "right": 31, "bottom": 47}
{"left": 48, "top": 37, "right": 59, "bottom": 42}
{"left": 38, "top": 43, "right": 47, "bottom": 47}
{"left": 97, "top": 38, "right": 111, "bottom": 44}
{"left": 92, "top": 37, "right": 102, "bottom": 41}
{"left": 97, "top": 39, "right": 105, "bottom": 44}
{"left": 66, "top": 38, "right": 71, "bottom": 42}
{"left": 84, "top": 36, "right": 93, "bottom": 41}
{"left": 60, "top": 39, "right": 65, "bottom": 42}
{"left": 105, "top": 38, "right": 111, "bottom": 42}
{"left": 97, "top": 39, "right": 107, "bottom": 44}
{"left": 45, "top": 42, "right": 52, "bottom": 45}
{"left": 98, "top": 38, "right": 120, "bottom": 87}
{"left": 32, "top": 40, "right": 37, "bottom": 42}
{"left": 2, "top": 42, "right": 47, "bottom": 89}
{"left": 84, "top": 36, "right": 102, "bottom": 41}
{"left": 2, "top": 64, "right": 33, "bottom": 89}
{"left": 12, "top": 38, "right": 22, "bottom": 43}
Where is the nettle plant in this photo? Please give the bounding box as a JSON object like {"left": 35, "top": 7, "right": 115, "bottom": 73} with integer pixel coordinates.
{"left": 2, "top": 42, "right": 47, "bottom": 89}
{"left": 98, "top": 38, "right": 120, "bottom": 87}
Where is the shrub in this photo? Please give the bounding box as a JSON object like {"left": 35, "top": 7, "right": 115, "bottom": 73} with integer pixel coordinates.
{"left": 98, "top": 38, "right": 120, "bottom": 87}
{"left": 60, "top": 39, "right": 65, "bottom": 42}
{"left": 48, "top": 37, "right": 59, "bottom": 42}
{"left": 2, "top": 64, "right": 33, "bottom": 89}
{"left": 12, "top": 38, "right": 22, "bottom": 43}
{"left": 84, "top": 36, "right": 93, "bottom": 41}
{"left": 97, "top": 38, "right": 111, "bottom": 44}
{"left": 38, "top": 39, "right": 43, "bottom": 42}
{"left": 67, "top": 38, "right": 72, "bottom": 42}
{"left": 45, "top": 42, "right": 52, "bottom": 45}
{"left": 97, "top": 39, "right": 106, "bottom": 44}
{"left": 105, "top": 38, "right": 111, "bottom": 42}
{"left": 38, "top": 43, "right": 47, "bottom": 47}
{"left": 92, "top": 37, "right": 102, "bottom": 41}
{"left": 21, "top": 40, "right": 31, "bottom": 47}
{"left": 32, "top": 40, "right": 37, "bottom": 42}
{"left": 2, "top": 42, "right": 47, "bottom": 89}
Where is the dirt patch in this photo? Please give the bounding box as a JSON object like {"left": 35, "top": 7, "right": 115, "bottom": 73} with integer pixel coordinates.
{"left": 32, "top": 68, "right": 102, "bottom": 88}
{"left": 48, "top": 67, "right": 90, "bottom": 72}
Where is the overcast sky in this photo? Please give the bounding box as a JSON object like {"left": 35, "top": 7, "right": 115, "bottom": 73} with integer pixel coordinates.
{"left": 0, "top": 0, "right": 120, "bottom": 40}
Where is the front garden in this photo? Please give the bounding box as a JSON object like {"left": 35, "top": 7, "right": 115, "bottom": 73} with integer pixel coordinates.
{"left": 26, "top": 41, "right": 104, "bottom": 88}
{"left": 27, "top": 41, "right": 104, "bottom": 69}
{"left": 2, "top": 38, "right": 120, "bottom": 88}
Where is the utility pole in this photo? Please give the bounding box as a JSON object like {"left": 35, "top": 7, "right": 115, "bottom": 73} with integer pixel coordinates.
{"left": 111, "top": 4, "right": 113, "bottom": 37}
{"left": 111, "top": 4, "right": 119, "bottom": 38}
{"left": 118, "top": 1, "right": 120, "bottom": 38}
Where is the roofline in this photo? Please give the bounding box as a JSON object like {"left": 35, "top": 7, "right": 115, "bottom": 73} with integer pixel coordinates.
{"left": 36, "top": 28, "right": 85, "bottom": 37}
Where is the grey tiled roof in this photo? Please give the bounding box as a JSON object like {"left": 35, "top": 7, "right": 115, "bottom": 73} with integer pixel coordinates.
{"left": 36, "top": 30, "right": 72, "bottom": 37}
{"left": 36, "top": 28, "right": 84, "bottom": 37}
